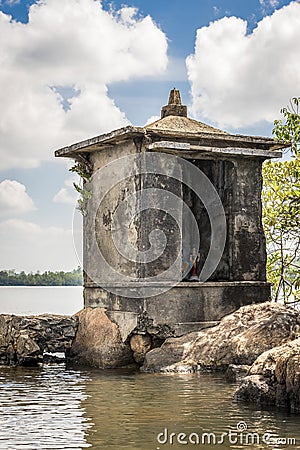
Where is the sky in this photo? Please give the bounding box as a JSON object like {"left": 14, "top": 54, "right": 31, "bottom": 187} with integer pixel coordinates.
{"left": 0, "top": 0, "right": 299, "bottom": 272}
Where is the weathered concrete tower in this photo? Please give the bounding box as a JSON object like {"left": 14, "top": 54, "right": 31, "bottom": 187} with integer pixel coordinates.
{"left": 55, "top": 89, "right": 285, "bottom": 337}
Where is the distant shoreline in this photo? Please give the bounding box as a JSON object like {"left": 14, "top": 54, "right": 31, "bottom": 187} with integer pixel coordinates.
{"left": 0, "top": 267, "right": 83, "bottom": 287}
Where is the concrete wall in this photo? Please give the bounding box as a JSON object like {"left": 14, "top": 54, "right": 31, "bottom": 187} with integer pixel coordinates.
{"left": 83, "top": 137, "right": 269, "bottom": 334}
{"left": 84, "top": 281, "right": 271, "bottom": 337}
{"left": 231, "top": 158, "right": 266, "bottom": 281}
{"left": 84, "top": 140, "right": 141, "bottom": 284}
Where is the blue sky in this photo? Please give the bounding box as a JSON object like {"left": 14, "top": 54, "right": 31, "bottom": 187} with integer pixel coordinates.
{"left": 0, "top": 0, "right": 299, "bottom": 271}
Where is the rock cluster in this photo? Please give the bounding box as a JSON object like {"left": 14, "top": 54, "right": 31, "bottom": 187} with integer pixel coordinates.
{"left": 0, "top": 314, "right": 78, "bottom": 366}
{"left": 68, "top": 308, "right": 160, "bottom": 368}
{"left": 235, "top": 338, "right": 300, "bottom": 413}
{"left": 1, "top": 302, "right": 299, "bottom": 413}
{"left": 141, "top": 302, "right": 300, "bottom": 413}
{"left": 141, "top": 302, "right": 300, "bottom": 373}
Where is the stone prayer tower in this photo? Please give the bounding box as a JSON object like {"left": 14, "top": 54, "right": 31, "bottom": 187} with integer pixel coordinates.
{"left": 55, "top": 89, "right": 287, "bottom": 337}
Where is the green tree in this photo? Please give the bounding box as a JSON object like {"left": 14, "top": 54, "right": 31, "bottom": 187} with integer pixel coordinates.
{"left": 0, "top": 267, "right": 83, "bottom": 286}
{"left": 273, "top": 97, "right": 300, "bottom": 156}
{"left": 69, "top": 162, "right": 92, "bottom": 216}
{"left": 262, "top": 97, "right": 300, "bottom": 305}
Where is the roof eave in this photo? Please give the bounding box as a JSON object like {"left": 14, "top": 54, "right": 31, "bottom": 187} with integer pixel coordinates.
{"left": 54, "top": 124, "right": 290, "bottom": 159}
{"left": 54, "top": 125, "right": 144, "bottom": 158}
{"left": 146, "top": 128, "right": 289, "bottom": 150}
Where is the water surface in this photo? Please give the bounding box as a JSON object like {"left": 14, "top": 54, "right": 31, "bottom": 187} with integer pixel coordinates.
{"left": 0, "top": 365, "right": 299, "bottom": 449}
{"left": 0, "top": 286, "right": 83, "bottom": 315}
{"left": 0, "top": 287, "right": 299, "bottom": 449}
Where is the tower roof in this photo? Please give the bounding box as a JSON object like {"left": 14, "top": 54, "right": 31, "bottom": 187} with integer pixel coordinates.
{"left": 148, "top": 88, "right": 227, "bottom": 134}
{"left": 55, "top": 89, "right": 288, "bottom": 159}
{"left": 146, "top": 112, "right": 228, "bottom": 135}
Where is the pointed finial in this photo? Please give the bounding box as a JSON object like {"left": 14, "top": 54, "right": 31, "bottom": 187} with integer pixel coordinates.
{"left": 168, "top": 88, "right": 182, "bottom": 105}
{"left": 161, "top": 88, "right": 187, "bottom": 118}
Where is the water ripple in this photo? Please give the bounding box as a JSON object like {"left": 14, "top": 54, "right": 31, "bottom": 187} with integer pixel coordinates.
{"left": 0, "top": 366, "right": 299, "bottom": 449}
{"left": 0, "top": 365, "right": 92, "bottom": 449}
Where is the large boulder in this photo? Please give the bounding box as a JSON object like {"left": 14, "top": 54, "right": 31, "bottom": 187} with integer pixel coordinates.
{"left": 235, "top": 338, "right": 300, "bottom": 413}
{"left": 68, "top": 308, "right": 134, "bottom": 368}
{"left": 0, "top": 314, "right": 78, "bottom": 366}
{"left": 142, "top": 302, "right": 300, "bottom": 373}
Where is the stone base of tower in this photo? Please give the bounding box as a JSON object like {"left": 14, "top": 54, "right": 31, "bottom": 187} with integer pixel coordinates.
{"left": 83, "top": 281, "right": 271, "bottom": 338}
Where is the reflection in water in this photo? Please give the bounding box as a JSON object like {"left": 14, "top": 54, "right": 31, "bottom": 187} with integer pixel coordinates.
{"left": 0, "top": 365, "right": 299, "bottom": 449}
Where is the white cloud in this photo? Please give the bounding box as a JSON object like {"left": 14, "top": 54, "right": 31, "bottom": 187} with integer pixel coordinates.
{"left": 0, "top": 219, "right": 79, "bottom": 271}
{"left": 53, "top": 176, "right": 78, "bottom": 205}
{"left": 53, "top": 188, "right": 77, "bottom": 205}
{"left": 0, "top": 180, "right": 36, "bottom": 217}
{"left": 186, "top": 2, "right": 300, "bottom": 129}
{"left": 145, "top": 115, "right": 160, "bottom": 125}
{"left": 0, "top": 0, "right": 168, "bottom": 170}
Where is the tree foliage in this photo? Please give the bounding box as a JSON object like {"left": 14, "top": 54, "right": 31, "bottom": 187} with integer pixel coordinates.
{"left": 273, "top": 97, "right": 300, "bottom": 156}
{"left": 262, "top": 97, "right": 300, "bottom": 304}
{"left": 0, "top": 267, "right": 83, "bottom": 286}
{"left": 69, "top": 162, "right": 92, "bottom": 216}
{"left": 262, "top": 159, "right": 300, "bottom": 303}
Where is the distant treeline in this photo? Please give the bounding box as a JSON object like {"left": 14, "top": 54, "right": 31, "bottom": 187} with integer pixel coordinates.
{"left": 0, "top": 267, "right": 83, "bottom": 286}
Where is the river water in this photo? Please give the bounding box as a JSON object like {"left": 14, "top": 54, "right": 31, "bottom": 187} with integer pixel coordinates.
{"left": 0, "top": 287, "right": 299, "bottom": 450}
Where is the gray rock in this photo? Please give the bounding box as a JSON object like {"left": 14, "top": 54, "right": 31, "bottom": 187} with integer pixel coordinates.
{"left": 68, "top": 308, "right": 134, "bottom": 368}
{"left": 234, "top": 374, "right": 276, "bottom": 405}
{"left": 142, "top": 302, "right": 300, "bottom": 373}
{"left": 235, "top": 338, "right": 300, "bottom": 413}
{"left": 226, "top": 364, "right": 250, "bottom": 382}
{"left": 141, "top": 333, "right": 198, "bottom": 373}
{"left": 0, "top": 314, "right": 78, "bottom": 366}
{"left": 130, "top": 334, "right": 152, "bottom": 364}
